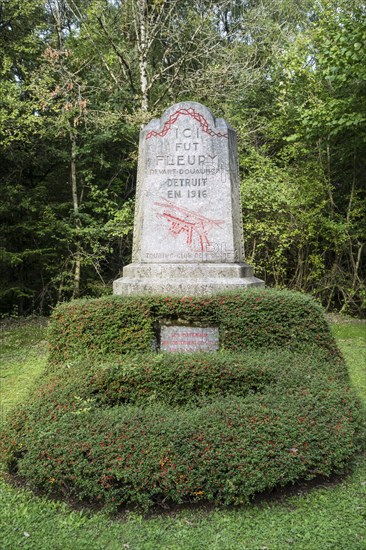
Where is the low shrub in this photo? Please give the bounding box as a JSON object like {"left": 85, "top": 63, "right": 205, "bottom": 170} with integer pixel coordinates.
{"left": 48, "top": 297, "right": 155, "bottom": 362}
{"left": 1, "top": 348, "right": 363, "bottom": 511}
{"left": 23, "top": 348, "right": 348, "bottom": 411}
{"left": 2, "top": 290, "right": 362, "bottom": 512}
{"left": 2, "top": 392, "right": 362, "bottom": 512}
{"left": 48, "top": 289, "right": 341, "bottom": 362}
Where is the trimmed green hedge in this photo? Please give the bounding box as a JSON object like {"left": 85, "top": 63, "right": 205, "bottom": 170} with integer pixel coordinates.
{"left": 2, "top": 289, "right": 363, "bottom": 512}
{"left": 36, "top": 348, "right": 348, "bottom": 409}
{"left": 1, "top": 349, "right": 363, "bottom": 511}
{"left": 48, "top": 289, "right": 341, "bottom": 362}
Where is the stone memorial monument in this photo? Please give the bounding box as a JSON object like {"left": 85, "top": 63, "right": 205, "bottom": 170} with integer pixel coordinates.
{"left": 113, "top": 101, "right": 264, "bottom": 296}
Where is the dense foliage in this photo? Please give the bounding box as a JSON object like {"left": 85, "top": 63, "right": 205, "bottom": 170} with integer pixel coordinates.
{"left": 1, "top": 350, "right": 362, "bottom": 511}
{"left": 1, "top": 318, "right": 365, "bottom": 550}
{"left": 2, "top": 290, "right": 363, "bottom": 511}
{"left": 48, "top": 289, "right": 341, "bottom": 362}
{"left": 1, "top": 0, "right": 365, "bottom": 316}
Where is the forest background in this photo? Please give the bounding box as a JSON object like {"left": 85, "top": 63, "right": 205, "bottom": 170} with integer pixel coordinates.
{"left": 1, "top": 0, "right": 365, "bottom": 317}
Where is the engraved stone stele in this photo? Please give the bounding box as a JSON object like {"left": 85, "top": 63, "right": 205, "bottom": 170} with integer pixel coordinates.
{"left": 113, "top": 101, "right": 264, "bottom": 296}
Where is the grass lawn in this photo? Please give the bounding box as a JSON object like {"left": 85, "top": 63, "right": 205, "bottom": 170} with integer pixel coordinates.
{"left": 0, "top": 316, "right": 365, "bottom": 549}
{"left": 331, "top": 321, "right": 366, "bottom": 401}
{"left": 0, "top": 317, "right": 48, "bottom": 418}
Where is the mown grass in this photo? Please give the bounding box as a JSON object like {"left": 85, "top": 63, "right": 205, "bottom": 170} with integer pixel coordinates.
{"left": 0, "top": 317, "right": 48, "bottom": 420}
{"left": 0, "top": 316, "right": 365, "bottom": 550}
{"left": 331, "top": 322, "right": 366, "bottom": 400}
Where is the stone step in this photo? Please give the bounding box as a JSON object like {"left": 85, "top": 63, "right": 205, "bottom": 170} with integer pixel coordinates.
{"left": 123, "top": 262, "right": 254, "bottom": 279}
{"left": 113, "top": 275, "right": 263, "bottom": 296}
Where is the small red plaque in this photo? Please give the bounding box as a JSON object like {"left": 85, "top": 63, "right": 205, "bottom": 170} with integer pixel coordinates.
{"left": 160, "top": 326, "right": 219, "bottom": 353}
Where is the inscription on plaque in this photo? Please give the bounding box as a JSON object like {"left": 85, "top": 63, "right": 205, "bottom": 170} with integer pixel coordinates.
{"left": 160, "top": 326, "right": 219, "bottom": 353}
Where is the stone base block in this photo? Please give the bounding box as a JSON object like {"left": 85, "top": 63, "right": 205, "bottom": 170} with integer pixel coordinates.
{"left": 113, "top": 262, "right": 264, "bottom": 296}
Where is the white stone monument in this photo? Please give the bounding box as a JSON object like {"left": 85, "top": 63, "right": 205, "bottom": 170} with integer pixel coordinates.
{"left": 113, "top": 101, "right": 264, "bottom": 295}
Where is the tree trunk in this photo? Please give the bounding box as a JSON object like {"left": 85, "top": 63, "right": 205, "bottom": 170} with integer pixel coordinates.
{"left": 49, "top": 0, "right": 63, "bottom": 50}
{"left": 70, "top": 126, "right": 81, "bottom": 299}
{"left": 137, "top": 0, "right": 149, "bottom": 111}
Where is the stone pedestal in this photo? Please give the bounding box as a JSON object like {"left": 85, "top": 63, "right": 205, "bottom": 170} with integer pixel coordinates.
{"left": 113, "top": 262, "right": 262, "bottom": 295}
{"left": 113, "top": 101, "right": 264, "bottom": 296}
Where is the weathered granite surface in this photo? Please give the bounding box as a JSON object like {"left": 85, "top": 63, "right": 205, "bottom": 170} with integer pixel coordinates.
{"left": 113, "top": 101, "right": 264, "bottom": 295}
